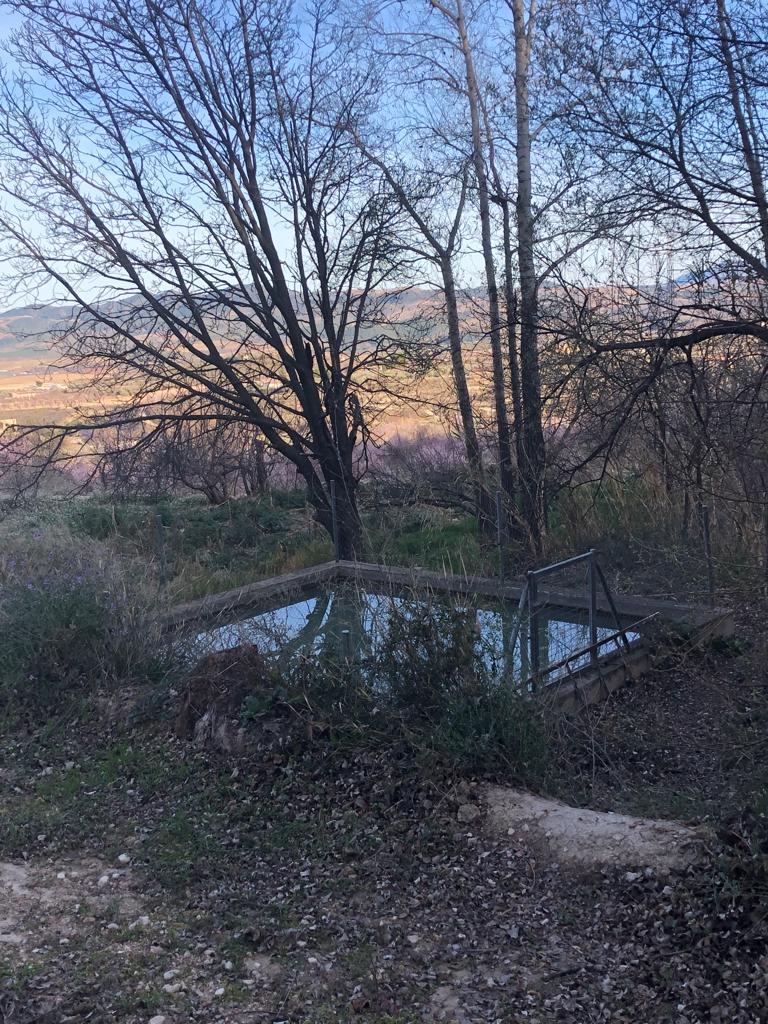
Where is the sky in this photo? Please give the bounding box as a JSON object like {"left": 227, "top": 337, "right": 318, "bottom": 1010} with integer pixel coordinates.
{"left": 0, "top": 1, "right": 689, "bottom": 316}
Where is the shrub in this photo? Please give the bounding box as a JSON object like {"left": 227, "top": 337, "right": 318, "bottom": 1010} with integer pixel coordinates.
{"left": 0, "top": 524, "right": 171, "bottom": 708}
{"left": 276, "top": 592, "right": 551, "bottom": 781}
{"left": 373, "top": 598, "right": 484, "bottom": 718}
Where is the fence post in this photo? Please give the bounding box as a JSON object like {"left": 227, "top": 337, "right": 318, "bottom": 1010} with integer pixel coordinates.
{"left": 330, "top": 480, "right": 340, "bottom": 562}
{"left": 154, "top": 513, "right": 167, "bottom": 588}
{"left": 588, "top": 548, "right": 598, "bottom": 665}
{"left": 496, "top": 489, "right": 506, "bottom": 584}
{"left": 527, "top": 569, "right": 539, "bottom": 691}
{"left": 594, "top": 559, "right": 631, "bottom": 651}
{"left": 700, "top": 503, "right": 715, "bottom": 607}
{"left": 341, "top": 628, "right": 352, "bottom": 661}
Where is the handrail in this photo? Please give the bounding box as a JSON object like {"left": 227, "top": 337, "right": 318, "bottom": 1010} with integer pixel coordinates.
{"left": 513, "top": 549, "right": 632, "bottom": 690}
{"left": 527, "top": 549, "right": 596, "bottom": 579}
{"left": 517, "top": 612, "right": 657, "bottom": 692}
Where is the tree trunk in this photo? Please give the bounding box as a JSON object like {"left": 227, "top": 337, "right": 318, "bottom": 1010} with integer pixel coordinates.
{"left": 306, "top": 464, "right": 362, "bottom": 560}
{"left": 328, "top": 478, "right": 362, "bottom": 560}
{"left": 511, "top": 0, "right": 547, "bottom": 552}
{"left": 453, "top": 0, "right": 516, "bottom": 517}
{"left": 441, "top": 255, "right": 495, "bottom": 532}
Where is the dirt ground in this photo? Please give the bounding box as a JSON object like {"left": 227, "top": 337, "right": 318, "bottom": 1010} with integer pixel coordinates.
{"left": 2, "top": 622, "right": 768, "bottom": 1023}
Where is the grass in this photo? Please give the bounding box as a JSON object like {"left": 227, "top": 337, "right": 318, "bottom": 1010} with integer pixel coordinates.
{"left": 0, "top": 735, "right": 197, "bottom": 857}
{"left": 0, "top": 521, "right": 175, "bottom": 715}
{"left": 1, "top": 493, "right": 495, "bottom": 603}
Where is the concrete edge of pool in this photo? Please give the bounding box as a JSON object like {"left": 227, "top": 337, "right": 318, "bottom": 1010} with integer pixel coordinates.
{"left": 161, "top": 559, "right": 735, "bottom": 711}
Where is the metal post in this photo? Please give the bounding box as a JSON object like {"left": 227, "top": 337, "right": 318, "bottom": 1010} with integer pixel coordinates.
{"left": 495, "top": 490, "right": 506, "bottom": 584}
{"left": 330, "top": 480, "right": 340, "bottom": 562}
{"left": 594, "top": 560, "right": 631, "bottom": 651}
{"left": 506, "top": 581, "right": 530, "bottom": 673}
{"left": 341, "top": 628, "right": 352, "bottom": 661}
{"left": 700, "top": 504, "right": 715, "bottom": 607}
{"left": 154, "top": 513, "right": 167, "bottom": 588}
{"left": 588, "top": 548, "right": 598, "bottom": 664}
{"left": 527, "top": 569, "right": 540, "bottom": 690}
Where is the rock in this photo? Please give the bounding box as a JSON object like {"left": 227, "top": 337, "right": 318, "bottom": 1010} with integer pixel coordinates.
{"left": 117, "top": 853, "right": 131, "bottom": 865}
{"left": 97, "top": 874, "right": 110, "bottom": 888}
{"left": 349, "top": 987, "right": 371, "bottom": 1012}
{"left": 484, "top": 785, "right": 710, "bottom": 871}
{"left": 430, "top": 985, "right": 461, "bottom": 1018}
{"left": 148, "top": 1017, "right": 166, "bottom": 1024}
{"left": 163, "top": 969, "right": 178, "bottom": 981}
{"left": 162, "top": 982, "right": 182, "bottom": 994}
{"left": 175, "top": 644, "right": 274, "bottom": 754}
{"left": 457, "top": 803, "right": 481, "bottom": 824}
{"left": 244, "top": 954, "right": 284, "bottom": 983}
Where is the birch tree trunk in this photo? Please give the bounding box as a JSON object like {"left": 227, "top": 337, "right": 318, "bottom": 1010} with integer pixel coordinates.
{"left": 511, "top": 0, "right": 547, "bottom": 550}
{"left": 434, "top": 0, "right": 517, "bottom": 525}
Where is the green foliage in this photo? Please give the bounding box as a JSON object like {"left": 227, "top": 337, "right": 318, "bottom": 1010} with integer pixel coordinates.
{"left": 69, "top": 491, "right": 330, "bottom": 599}
{"left": 422, "top": 684, "right": 551, "bottom": 779}
{"left": 362, "top": 507, "right": 489, "bottom": 575}
{"left": 0, "top": 496, "right": 494, "bottom": 603}
{"left": 373, "top": 598, "right": 487, "bottom": 718}
{"left": 0, "top": 524, "right": 172, "bottom": 709}
{"left": 282, "top": 596, "right": 551, "bottom": 780}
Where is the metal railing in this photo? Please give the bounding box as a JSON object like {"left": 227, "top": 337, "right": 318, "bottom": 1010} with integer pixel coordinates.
{"left": 507, "top": 549, "right": 633, "bottom": 690}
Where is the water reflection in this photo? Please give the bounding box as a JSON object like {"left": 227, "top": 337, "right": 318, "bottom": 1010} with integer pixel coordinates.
{"left": 194, "top": 586, "right": 639, "bottom": 685}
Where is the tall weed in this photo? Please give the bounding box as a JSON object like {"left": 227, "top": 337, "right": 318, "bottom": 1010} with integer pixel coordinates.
{"left": 0, "top": 523, "right": 171, "bottom": 708}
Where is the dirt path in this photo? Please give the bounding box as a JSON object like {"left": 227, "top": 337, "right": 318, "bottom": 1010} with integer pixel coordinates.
{"left": 2, "top": 647, "right": 768, "bottom": 1024}
{"left": 0, "top": 782, "right": 764, "bottom": 1024}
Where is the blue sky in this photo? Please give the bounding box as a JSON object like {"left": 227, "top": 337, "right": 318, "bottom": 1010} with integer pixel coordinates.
{"left": 0, "top": 9, "right": 21, "bottom": 38}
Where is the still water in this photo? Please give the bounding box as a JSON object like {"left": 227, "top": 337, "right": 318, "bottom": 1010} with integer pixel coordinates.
{"left": 192, "top": 585, "right": 639, "bottom": 684}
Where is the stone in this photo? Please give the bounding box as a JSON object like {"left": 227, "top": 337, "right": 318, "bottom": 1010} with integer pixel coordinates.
{"left": 148, "top": 1017, "right": 167, "bottom": 1024}
{"left": 457, "top": 803, "right": 481, "bottom": 824}
{"left": 176, "top": 645, "right": 273, "bottom": 754}
{"left": 485, "top": 786, "right": 710, "bottom": 871}
{"left": 117, "top": 853, "right": 131, "bottom": 865}
{"left": 97, "top": 875, "right": 110, "bottom": 888}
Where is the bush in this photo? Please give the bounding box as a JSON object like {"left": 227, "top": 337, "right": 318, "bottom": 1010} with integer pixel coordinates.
{"left": 278, "top": 593, "right": 551, "bottom": 781}
{"left": 0, "top": 524, "right": 171, "bottom": 708}
{"left": 374, "top": 598, "right": 484, "bottom": 718}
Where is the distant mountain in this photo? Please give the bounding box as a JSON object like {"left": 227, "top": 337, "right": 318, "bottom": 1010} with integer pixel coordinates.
{"left": 0, "top": 303, "right": 80, "bottom": 365}
{"left": 0, "top": 288, "right": 450, "bottom": 372}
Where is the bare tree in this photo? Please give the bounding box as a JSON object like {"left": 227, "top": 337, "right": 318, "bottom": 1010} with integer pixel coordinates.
{"left": 531, "top": 0, "right": 768, "bottom": 541}
{"left": 559, "top": 0, "right": 768, "bottom": 291}
{"left": 0, "top": 0, "right": 420, "bottom": 556}
{"left": 424, "top": 0, "right": 518, "bottom": 526}
{"left": 508, "top": 0, "right": 547, "bottom": 548}
{"left": 351, "top": 134, "right": 496, "bottom": 530}
{"left": 99, "top": 419, "right": 270, "bottom": 504}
